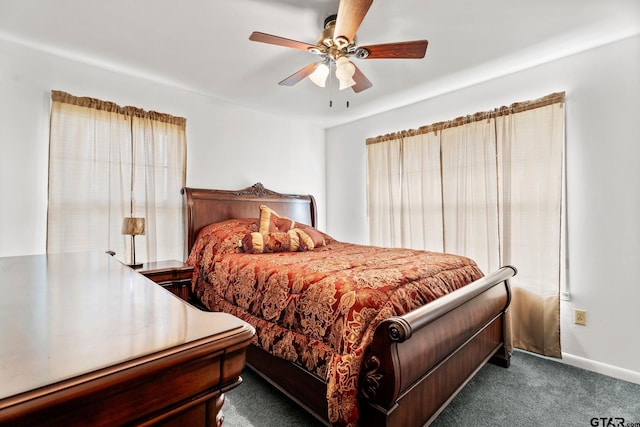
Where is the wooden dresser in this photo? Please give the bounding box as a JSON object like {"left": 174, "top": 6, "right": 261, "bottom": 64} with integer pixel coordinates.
{"left": 0, "top": 252, "right": 254, "bottom": 426}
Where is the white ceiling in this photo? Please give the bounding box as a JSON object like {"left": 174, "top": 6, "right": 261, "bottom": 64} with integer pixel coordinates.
{"left": 1, "top": 0, "right": 639, "bottom": 127}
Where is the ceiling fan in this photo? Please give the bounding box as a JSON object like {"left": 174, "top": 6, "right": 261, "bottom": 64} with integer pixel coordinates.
{"left": 249, "top": 0, "right": 428, "bottom": 93}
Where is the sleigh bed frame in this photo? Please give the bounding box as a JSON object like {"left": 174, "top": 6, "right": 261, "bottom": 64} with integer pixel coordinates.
{"left": 182, "top": 183, "right": 515, "bottom": 426}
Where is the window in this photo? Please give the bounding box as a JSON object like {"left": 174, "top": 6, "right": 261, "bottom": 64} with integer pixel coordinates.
{"left": 47, "top": 91, "right": 187, "bottom": 264}
{"left": 366, "top": 92, "right": 565, "bottom": 357}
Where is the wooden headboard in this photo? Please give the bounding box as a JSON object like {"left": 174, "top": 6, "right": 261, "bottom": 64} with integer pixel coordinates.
{"left": 181, "top": 183, "right": 317, "bottom": 255}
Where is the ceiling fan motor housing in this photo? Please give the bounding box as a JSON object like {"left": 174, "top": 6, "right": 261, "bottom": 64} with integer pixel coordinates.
{"left": 314, "top": 15, "right": 361, "bottom": 61}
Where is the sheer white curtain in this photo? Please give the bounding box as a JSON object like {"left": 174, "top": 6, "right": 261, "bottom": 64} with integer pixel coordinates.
{"left": 47, "top": 91, "right": 186, "bottom": 264}
{"left": 366, "top": 131, "right": 444, "bottom": 250}
{"left": 366, "top": 136, "right": 402, "bottom": 246}
{"left": 440, "top": 119, "right": 501, "bottom": 273}
{"left": 130, "top": 115, "right": 187, "bottom": 262}
{"left": 496, "top": 102, "right": 564, "bottom": 356}
{"left": 367, "top": 93, "right": 565, "bottom": 357}
{"left": 401, "top": 132, "right": 445, "bottom": 251}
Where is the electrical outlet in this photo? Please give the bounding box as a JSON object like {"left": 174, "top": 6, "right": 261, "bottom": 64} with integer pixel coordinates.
{"left": 574, "top": 309, "right": 587, "bottom": 326}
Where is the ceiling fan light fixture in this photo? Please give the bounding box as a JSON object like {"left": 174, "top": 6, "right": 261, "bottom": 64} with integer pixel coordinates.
{"left": 335, "top": 56, "right": 356, "bottom": 90}
{"left": 308, "top": 62, "right": 330, "bottom": 87}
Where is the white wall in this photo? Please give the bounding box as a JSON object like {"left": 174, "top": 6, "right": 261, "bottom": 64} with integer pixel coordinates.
{"left": 326, "top": 35, "right": 640, "bottom": 382}
{"left": 0, "top": 39, "right": 326, "bottom": 257}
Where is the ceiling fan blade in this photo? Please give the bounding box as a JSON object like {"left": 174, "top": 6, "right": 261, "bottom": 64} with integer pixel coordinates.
{"left": 249, "top": 31, "right": 316, "bottom": 51}
{"left": 360, "top": 40, "right": 429, "bottom": 59}
{"left": 351, "top": 64, "right": 373, "bottom": 93}
{"left": 278, "top": 63, "right": 319, "bottom": 86}
{"left": 333, "top": 0, "right": 373, "bottom": 47}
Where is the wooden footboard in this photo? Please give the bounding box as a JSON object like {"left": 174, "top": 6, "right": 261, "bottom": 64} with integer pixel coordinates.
{"left": 245, "top": 266, "right": 515, "bottom": 427}
{"left": 359, "top": 265, "right": 515, "bottom": 427}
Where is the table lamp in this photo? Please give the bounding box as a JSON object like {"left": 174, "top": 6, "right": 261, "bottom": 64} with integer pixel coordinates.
{"left": 121, "top": 217, "right": 145, "bottom": 268}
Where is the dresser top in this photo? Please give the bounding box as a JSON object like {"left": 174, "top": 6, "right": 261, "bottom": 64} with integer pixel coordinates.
{"left": 0, "top": 252, "right": 253, "bottom": 401}
{"left": 136, "top": 259, "right": 194, "bottom": 274}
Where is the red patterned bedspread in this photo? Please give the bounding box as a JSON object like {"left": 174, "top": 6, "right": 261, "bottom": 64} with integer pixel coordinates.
{"left": 187, "top": 219, "right": 484, "bottom": 427}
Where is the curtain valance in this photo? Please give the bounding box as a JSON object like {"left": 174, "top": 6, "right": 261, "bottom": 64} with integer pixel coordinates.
{"left": 366, "top": 92, "right": 564, "bottom": 145}
{"left": 51, "top": 90, "right": 187, "bottom": 126}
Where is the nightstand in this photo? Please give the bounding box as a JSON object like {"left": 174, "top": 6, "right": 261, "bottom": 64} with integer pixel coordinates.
{"left": 137, "top": 260, "right": 194, "bottom": 302}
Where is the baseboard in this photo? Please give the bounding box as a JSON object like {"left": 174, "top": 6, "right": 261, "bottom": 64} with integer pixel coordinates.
{"left": 560, "top": 352, "right": 640, "bottom": 385}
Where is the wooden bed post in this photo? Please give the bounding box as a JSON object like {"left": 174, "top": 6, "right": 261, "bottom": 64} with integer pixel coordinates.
{"left": 489, "top": 268, "right": 515, "bottom": 368}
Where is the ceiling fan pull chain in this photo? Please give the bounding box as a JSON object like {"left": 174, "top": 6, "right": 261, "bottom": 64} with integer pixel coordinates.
{"left": 329, "top": 61, "right": 334, "bottom": 107}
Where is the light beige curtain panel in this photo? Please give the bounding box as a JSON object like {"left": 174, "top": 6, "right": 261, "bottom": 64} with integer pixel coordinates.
{"left": 47, "top": 90, "right": 187, "bottom": 264}
{"left": 366, "top": 92, "right": 565, "bottom": 358}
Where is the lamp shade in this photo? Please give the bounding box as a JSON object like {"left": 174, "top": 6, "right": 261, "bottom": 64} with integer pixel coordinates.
{"left": 308, "top": 62, "right": 329, "bottom": 87}
{"left": 121, "top": 217, "right": 146, "bottom": 236}
{"left": 335, "top": 57, "right": 356, "bottom": 90}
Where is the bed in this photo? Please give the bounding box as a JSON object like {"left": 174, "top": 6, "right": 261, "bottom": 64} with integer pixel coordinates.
{"left": 182, "top": 183, "right": 515, "bottom": 427}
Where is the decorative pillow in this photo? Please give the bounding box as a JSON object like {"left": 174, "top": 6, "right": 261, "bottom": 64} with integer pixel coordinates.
{"left": 241, "top": 227, "right": 327, "bottom": 254}
{"left": 290, "top": 228, "right": 314, "bottom": 251}
{"left": 242, "top": 230, "right": 302, "bottom": 254}
{"left": 259, "top": 204, "right": 296, "bottom": 234}
{"left": 297, "top": 225, "right": 325, "bottom": 247}
{"left": 257, "top": 204, "right": 326, "bottom": 248}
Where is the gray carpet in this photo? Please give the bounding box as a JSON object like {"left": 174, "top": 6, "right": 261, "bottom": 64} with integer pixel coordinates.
{"left": 222, "top": 351, "right": 640, "bottom": 426}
